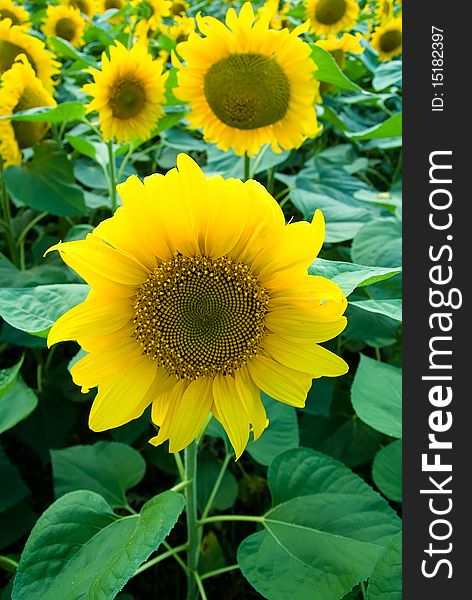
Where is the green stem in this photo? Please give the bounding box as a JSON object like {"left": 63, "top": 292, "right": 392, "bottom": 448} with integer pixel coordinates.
{"left": 184, "top": 441, "right": 199, "bottom": 600}
{"left": 0, "top": 555, "right": 18, "bottom": 574}
{"left": 194, "top": 571, "right": 208, "bottom": 600}
{"left": 132, "top": 543, "right": 189, "bottom": 577}
{"left": 243, "top": 153, "right": 250, "bottom": 181}
{"left": 17, "top": 211, "right": 48, "bottom": 270}
{"left": 173, "top": 451, "right": 185, "bottom": 481}
{"left": 163, "top": 540, "right": 189, "bottom": 574}
{"left": 107, "top": 140, "right": 117, "bottom": 212}
{"left": 115, "top": 144, "right": 134, "bottom": 184}
{"left": 200, "top": 454, "right": 231, "bottom": 521}
{"left": 171, "top": 479, "right": 191, "bottom": 493}
{"left": 360, "top": 580, "right": 367, "bottom": 599}
{"left": 0, "top": 166, "right": 20, "bottom": 268}
{"left": 197, "top": 514, "right": 264, "bottom": 527}
{"left": 374, "top": 347, "right": 381, "bottom": 362}
{"left": 201, "top": 564, "right": 239, "bottom": 580}
{"left": 266, "top": 166, "right": 275, "bottom": 195}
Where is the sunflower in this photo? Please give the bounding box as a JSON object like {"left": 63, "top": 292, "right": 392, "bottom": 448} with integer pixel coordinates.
{"left": 373, "top": 0, "right": 394, "bottom": 28}
{"left": 160, "top": 14, "right": 195, "bottom": 43}
{"left": 82, "top": 42, "right": 166, "bottom": 142}
{"left": 62, "top": 0, "right": 97, "bottom": 19}
{"left": 371, "top": 16, "right": 402, "bottom": 60}
{"left": 316, "top": 32, "right": 364, "bottom": 68}
{"left": 0, "top": 18, "right": 58, "bottom": 92}
{"left": 46, "top": 155, "right": 348, "bottom": 458}
{"left": 257, "top": 0, "right": 291, "bottom": 31}
{"left": 41, "top": 5, "right": 86, "bottom": 48}
{"left": 0, "top": 55, "right": 56, "bottom": 167}
{"left": 169, "top": 0, "right": 188, "bottom": 17}
{"left": 0, "top": 0, "right": 29, "bottom": 28}
{"left": 304, "top": 0, "right": 359, "bottom": 36}
{"left": 97, "top": 0, "right": 126, "bottom": 23}
{"left": 132, "top": 0, "right": 171, "bottom": 40}
{"left": 175, "top": 2, "right": 320, "bottom": 157}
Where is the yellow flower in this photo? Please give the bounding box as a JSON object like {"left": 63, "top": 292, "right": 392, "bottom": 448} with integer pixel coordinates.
{"left": 42, "top": 5, "right": 86, "bottom": 48}
{"left": 0, "top": 18, "right": 59, "bottom": 92}
{"left": 0, "top": 55, "right": 56, "bottom": 167}
{"left": 96, "top": 0, "right": 126, "bottom": 23}
{"left": 257, "top": 0, "right": 291, "bottom": 31}
{"left": 82, "top": 42, "right": 167, "bottom": 142}
{"left": 305, "top": 0, "right": 359, "bottom": 36}
{"left": 47, "top": 155, "right": 348, "bottom": 458}
{"left": 175, "top": 2, "right": 320, "bottom": 157}
{"left": 169, "top": 0, "right": 188, "bottom": 17}
{"left": 160, "top": 14, "right": 195, "bottom": 43}
{"left": 62, "top": 0, "right": 97, "bottom": 19}
{"left": 373, "top": 0, "right": 394, "bottom": 28}
{"left": 0, "top": 0, "right": 29, "bottom": 28}
{"left": 132, "top": 0, "right": 171, "bottom": 40}
{"left": 316, "top": 32, "right": 364, "bottom": 68}
{"left": 371, "top": 16, "right": 402, "bottom": 61}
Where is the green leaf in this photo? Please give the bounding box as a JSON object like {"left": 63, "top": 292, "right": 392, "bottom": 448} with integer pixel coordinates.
{"left": 372, "top": 441, "right": 402, "bottom": 502}
{"left": 345, "top": 305, "right": 400, "bottom": 348}
{"left": 197, "top": 453, "right": 238, "bottom": 512}
{"left": 310, "top": 258, "right": 402, "bottom": 296}
{"left": 12, "top": 490, "right": 184, "bottom": 600}
{"left": 372, "top": 61, "right": 402, "bottom": 91}
{"left": 0, "top": 284, "right": 89, "bottom": 337}
{"left": 153, "top": 110, "right": 187, "bottom": 135}
{"left": 367, "top": 532, "right": 402, "bottom": 600}
{"left": 51, "top": 442, "right": 146, "bottom": 509}
{"left": 47, "top": 36, "right": 95, "bottom": 68}
{"left": 347, "top": 113, "right": 402, "bottom": 141}
{"left": 246, "top": 393, "right": 299, "bottom": 466}
{"left": 238, "top": 448, "right": 401, "bottom": 600}
{"left": 0, "top": 446, "right": 29, "bottom": 512}
{"left": 0, "top": 355, "right": 23, "bottom": 398}
{"left": 311, "top": 45, "right": 363, "bottom": 92}
{"left": 0, "top": 378, "right": 38, "bottom": 435}
{"left": 0, "top": 102, "right": 85, "bottom": 123}
{"left": 4, "top": 141, "right": 86, "bottom": 217}
{"left": 351, "top": 355, "right": 402, "bottom": 438}
{"left": 349, "top": 299, "right": 402, "bottom": 322}
{"left": 352, "top": 219, "right": 402, "bottom": 267}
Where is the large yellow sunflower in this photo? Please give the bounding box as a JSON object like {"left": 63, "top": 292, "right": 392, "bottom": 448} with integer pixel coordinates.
{"left": 0, "top": 18, "right": 59, "bottom": 92}
{"left": 371, "top": 16, "right": 402, "bottom": 61}
{"left": 62, "top": 0, "right": 97, "bottom": 19}
{"left": 0, "top": 0, "right": 29, "bottom": 28}
{"left": 46, "top": 155, "right": 348, "bottom": 458}
{"left": 175, "top": 2, "right": 320, "bottom": 157}
{"left": 305, "top": 0, "right": 359, "bottom": 36}
{"left": 82, "top": 42, "right": 167, "bottom": 142}
{"left": 0, "top": 55, "right": 56, "bottom": 167}
{"left": 42, "top": 5, "right": 86, "bottom": 48}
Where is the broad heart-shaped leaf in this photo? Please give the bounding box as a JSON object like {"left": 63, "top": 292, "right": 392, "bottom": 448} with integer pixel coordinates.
{"left": 372, "top": 441, "right": 402, "bottom": 503}
{"left": 310, "top": 258, "right": 402, "bottom": 297}
{"left": 51, "top": 442, "right": 146, "bottom": 509}
{"left": 372, "top": 60, "right": 402, "bottom": 91}
{"left": 0, "top": 102, "right": 85, "bottom": 123}
{"left": 0, "top": 284, "right": 89, "bottom": 337}
{"left": 310, "top": 45, "right": 364, "bottom": 92}
{"left": 351, "top": 355, "right": 402, "bottom": 438}
{"left": 0, "top": 378, "right": 38, "bottom": 435}
{"left": 352, "top": 219, "right": 402, "bottom": 268}
{"left": 246, "top": 393, "right": 299, "bottom": 466}
{"left": 12, "top": 490, "right": 185, "bottom": 600}
{"left": 238, "top": 449, "right": 401, "bottom": 600}
{"left": 367, "top": 532, "right": 402, "bottom": 600}
{"left": 4, "top": 141, "right": 86, "bottom": 217}
{"left": 349, "top": 299, "right": 402, "bottom": 322}
{"left": 0, "top": 355, "right": 23, "bottom": 397}
{"left": 346, "top": 112, "right": 402, "bottom": 141}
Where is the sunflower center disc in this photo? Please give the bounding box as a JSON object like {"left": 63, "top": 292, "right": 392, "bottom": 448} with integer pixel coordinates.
{"left": 171, "top": 2, "right": 186, "bottom": 16}
{"left": 379, "top": 29, "right": 402, "bottom": 53}
{"left": 110, "top": 79, "right": 147, "bottom": 119}
{"left": 133, "top": 254, "right": 270, "bottom": 379}
{"left": 12, "top": 86, "right": 49, "bottom": 149}
{"left": 204, "top": 53, "right": 290, "bottom": 130}
{"left": 0, "top": 9, "right": 20, "bottom": 25}
{"left": 314, "top": 0, "right": 347, "bottom": 25}
{"left": 55, "top": 18, "right": 77, "bottom": 42}
{"left": 0, "top": 41, "right": 36, "bottom": 76}
{"left": 105, "top": 0, "right": 122, "bottom": 8}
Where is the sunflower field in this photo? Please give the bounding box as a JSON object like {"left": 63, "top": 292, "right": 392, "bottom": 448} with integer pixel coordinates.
{"left": 0, "top": 1, "right": 402, "bottom": 599}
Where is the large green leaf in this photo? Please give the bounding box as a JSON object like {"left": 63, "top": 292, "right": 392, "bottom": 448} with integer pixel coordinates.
{"left": 0, "top": 378, "right": 38, "bottom": 435}
{"left": 12, "top": 490, "right": 184, "bottom": 600}
{"left": 0, "top": 446, "right": 29, "bottom": 512}
{"left": 372, "top": 441, "right": 402, "bottom": 502}
{"left": 352, "top": 219, "right": 402, "bottom": 267}
{"left": 351, "top": 355, "right": 402, "bottom": 438}
{"left": 238, "top": 449, "right": 401, "bottom": 600}
{"left": 0, "top": 355, "right": 23, "bottom": 398}
{"left": 310, "top": 258, "right": 402, "bottom": 296}
{"left": 373, "top": 61, "right": 402, "bottom": 91}
{"left": 4, "top": 141, "right": 86, "bottom": 217}
{"left": 367, "top": 532, "right": 402, "bottom": 600}
{"left": 311, "top": 45, "right": 363, "bottom": 92}
{"left": 0, "top": 284, "right": 89, "bottom": 337}
{"left": 51, "top": 442, "right": 146, "bottom": 509}
{"left": 349, "top": 299, "right": 402, "bottom": 322}
{"left": 347, "top": 113, "right": 402, "bottom": 141}
{"left": 0, "top": 102, "right": 85, "bottom": 123}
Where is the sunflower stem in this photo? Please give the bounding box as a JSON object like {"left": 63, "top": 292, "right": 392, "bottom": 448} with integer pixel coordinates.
{"left": 184, "top": 441, "right": 199, "bottom": 600}
{"left": 200, "top": 453, "right": 231, "bottom": 522}
{"left": 107, "top": 140, "right": 118, "bottom": 213}
{"left": 0, "top": 164, "right": 20, "bottom": 268}
{"left": 243, "top": 152, "right": 251, "bottom": 181}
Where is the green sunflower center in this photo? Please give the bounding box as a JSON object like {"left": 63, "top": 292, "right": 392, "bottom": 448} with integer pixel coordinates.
{"left": 12, "top": 87, "right": 50, "bottom": 149}
{"left": 379, "top": 29, "right": 402, "bottom": 53}
{"left": 55, "top": 18, "right": 77, "bottom": 42}
{"left": 109, "top": 79, "right": 147, "bottom": 120}
{"left": 203, "top": 53, "right": 290, "bottom": 130}
{"left": 133, "top": 254, "right": 269, "bottom": 379}
{"left": 314, "top": 0, "right": 346, "bottom": 25}
{"left": 0, "top": 9, "right": 20, "bottom": 25}
{"left": 0, "top": 41, "right": 36, "bottom": 77}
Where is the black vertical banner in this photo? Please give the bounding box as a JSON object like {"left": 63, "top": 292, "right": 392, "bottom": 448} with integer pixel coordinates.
{"left": 403, "top": 1, "right": 469, "bottom": 598}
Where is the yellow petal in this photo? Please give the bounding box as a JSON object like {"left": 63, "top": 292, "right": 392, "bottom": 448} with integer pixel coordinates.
{"left": 247, "top": 354, "right": 313, "bottom": 408}
{"left": 266, "top": 310, "right": 347, "bottom": 341}
{"left": 213, "top": 375, "right": 250, "bottom": 459}
{"left": 235, "top": 367, "right": 268, "bottom": 440}
{"left": 89, "top": 357, "right": 157, "bottom": 431}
